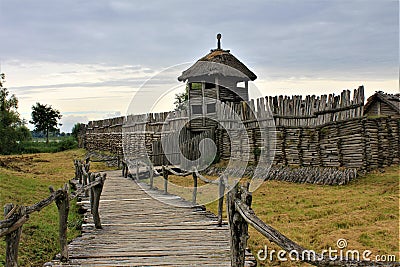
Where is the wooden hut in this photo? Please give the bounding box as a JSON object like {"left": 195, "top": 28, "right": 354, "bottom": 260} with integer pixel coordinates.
{"left": 178, "top": 34, "right": 257, "bottom": 131}
{"left": 364, "top": 91, "right": 400, "bottom": 118}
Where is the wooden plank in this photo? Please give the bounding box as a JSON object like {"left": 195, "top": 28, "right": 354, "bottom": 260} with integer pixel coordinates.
{"left": 55, "top": 170, "right": 230, "bottom": 266}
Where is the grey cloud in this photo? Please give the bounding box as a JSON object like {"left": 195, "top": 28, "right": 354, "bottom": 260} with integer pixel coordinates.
{"left": 60, "top": 115, "right": 89, "bottom": 133}
{"left": 9, "top": 74, "right": 183, "bottom": 100}
{"left": 1, "top": 0, "right": 397, "bottom": 80}
{"left": 9, "top": 79, "right": 149, "bottom": 94}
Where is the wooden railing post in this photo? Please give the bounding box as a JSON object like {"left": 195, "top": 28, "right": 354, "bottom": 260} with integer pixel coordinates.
{"left": 149, "top": 164, "right": 154, "bottom": 189}
{"left": 89, "top": 173, "right": 95, "bottom": 212}
{"left": 136, "top": 160, "right": 139, "bottom": 180}
{"left": 162, "top": 166, "right": 168, "bottom": 194}
{"left": 4, "top": 204, "right": 23, "bottom": 267}
{"left": 73, "top": 160, "right": 78, "bottom": 180}
{"left": 227, "top": 182, "right": 252, "bottom": 267}
{"left": 54, "top": 184, "right": 70, "bottom": 262}
{"left": 217, "top": 175, "right": 225, "bottom": 226}
{"left": 192, "top": 172, "right": 198, "bottom": 204}
{"left": 76, "top": 160, "right": 83, "bottom": 184}
{"left": 83, "top": 171, "right": 89, "bottom": 197}
{"left": 84, "top": 162, "right": 90, "bottom": 173}
{"left": 122, "top": 161, "right": 128, "bottom": 178}
{"left": 240, "top": 183, "right": 252, "bottom": 265}
{"left": 91, "top": 173, "right": 106, "bottom": 229}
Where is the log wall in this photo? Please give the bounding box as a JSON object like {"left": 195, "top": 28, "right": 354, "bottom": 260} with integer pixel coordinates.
{"left": 80, "top": 87, "right": 399, "bottom": 178}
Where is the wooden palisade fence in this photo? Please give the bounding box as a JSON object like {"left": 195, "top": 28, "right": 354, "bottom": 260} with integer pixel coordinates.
{"left": 0, "top": 160, "right": 106, "bottom": 267}
{"left": 82, "top": 87, "right": 400, "bottom": 184}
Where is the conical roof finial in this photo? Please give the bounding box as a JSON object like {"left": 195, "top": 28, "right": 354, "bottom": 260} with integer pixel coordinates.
{"left": 217, "top": 33, "right": 221, "bottom": 49}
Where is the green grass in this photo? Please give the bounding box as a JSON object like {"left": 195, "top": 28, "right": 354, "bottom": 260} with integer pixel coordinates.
{"left": 0, "top": 149, "right": 111, "bottom": 266}
{"left": 2, "top": 151, "right": 397, "bottom": 266}
{"left": 156, "top": 165, "right": 399, "bottom": 266}
{"left": 245, "top": 166, "right": 399, "bottom": 266}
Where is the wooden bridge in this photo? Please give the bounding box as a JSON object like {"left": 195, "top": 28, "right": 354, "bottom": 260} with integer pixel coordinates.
{"left": 2, "top": 162, "right": 390, "bottom": 267}
{"left": 65, "top": 170, "right": 231, "bottom": 266}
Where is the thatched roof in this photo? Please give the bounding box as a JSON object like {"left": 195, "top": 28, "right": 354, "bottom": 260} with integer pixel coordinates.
{"left": 364, "top": 91, "right": 400, "bottom": 113}
{"left": 178, "top": 49, "right": 257, "bottom": 82}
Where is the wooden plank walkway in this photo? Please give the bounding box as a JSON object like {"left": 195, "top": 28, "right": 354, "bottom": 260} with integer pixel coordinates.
{"left": 64, "top": 170, "right": 231, "bottom": 266}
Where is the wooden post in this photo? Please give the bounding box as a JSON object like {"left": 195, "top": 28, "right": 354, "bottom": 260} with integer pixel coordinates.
{"left": 85, "top": 162, "right": 90, "bottom": 173}
{"left": 149, "top": 164, "right": 154, "bottom": 189}
{"left": 226, "top": 182, "right": 252, "bottom": 267}
{"left": 124, "top": 162, "right": 128, "bottom": 178}
{"left": 54, "top": 184, "right": 70, "bottom": 262}
{"left": 77, "top": 161, "right": 83, "bottom": 184}
{"left": 122, "top": 161, "right": 128, "bottom": 178}
{"left": 83, "top": 171, "right": 89, "bottom": 197}
{"left": 162, "top": 166, "right": 168, "bottom": 194}
{"left": 201, "top": 82, "right": 206, "bottom": 126}
{"left": 192, "top": 172, "right": 198, "bottom": 204}
{"left": 227, "top": 184, "right": 242, "bottom": 267}
{"left": 92, "top": 173, "right": 106, "bottom": 229}
{"left": 240, "top": 183, "right": 252, "bottom": 265}
{"left": 4, "top": 204, "right": 23, "bottom": 267}
{"left": 89, "top": 173, "right": 95, "bottom": 212}
{"left": 136, "top": 160, "right": 139, "bottom": 180}
{"left": 217, "top": 175, "right": 225, "bottom": 226}
{"left": 73, "top": 160, "right": 78, "bottom": 180}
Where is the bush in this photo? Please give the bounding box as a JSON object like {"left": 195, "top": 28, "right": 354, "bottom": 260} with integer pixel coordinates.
{"left": 57, "top": 137, "right": 78, "bottom": 151}
{"left": 17, "top": 137, "right": 78, "bottom": 154}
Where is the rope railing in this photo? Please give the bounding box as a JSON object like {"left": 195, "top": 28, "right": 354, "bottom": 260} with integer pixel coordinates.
{"left": 164, "top": 166, "right": 192, "bottom": 177}
{"left": 1, "top": 158, "right": 106, "bottom": 266}
{"left": 193, "top": 167, "right": 220, "bottom": 185}
{"left": 121, "top": 158, "right": 151, "bottom": 180}
{"left": 157, "top": 165, "right": 227, "bottom": 226}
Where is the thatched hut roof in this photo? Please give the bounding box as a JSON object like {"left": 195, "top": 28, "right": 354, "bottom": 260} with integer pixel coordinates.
{"left": 364, "top": 91, "right": 400, "bottom": 114}
{"left": 178, "top": 49, "right": 257, "bottom": 82}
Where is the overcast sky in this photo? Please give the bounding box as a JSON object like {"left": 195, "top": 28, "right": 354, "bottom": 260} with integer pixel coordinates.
{"left": 0, "top": 0, "right": 398, "bottom": 132}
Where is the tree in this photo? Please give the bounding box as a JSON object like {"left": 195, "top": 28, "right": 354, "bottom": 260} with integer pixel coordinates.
{"left": 71, "top": 123, "right": 82, "bottom": 141}
{"left": 30, "top": 103, "right": 62, "bottom": 144}
{"left": 174, "top": 87, "right": 188, "bottom": 111}
{"left": 0, "top": 73, "right": 31, "bottom": 154}
{"left": 0, "top": 74, "right": 19, "bottom": 129}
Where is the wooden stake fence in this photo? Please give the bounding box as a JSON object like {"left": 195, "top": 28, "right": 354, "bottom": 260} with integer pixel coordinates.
{"left": 0, "top": 159, "right": 106, "bottom": 266}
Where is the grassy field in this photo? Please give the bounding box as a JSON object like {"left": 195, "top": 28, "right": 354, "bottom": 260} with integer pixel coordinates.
{"left": 151, "top": 166, "right": 399, "bottom": 266}
{"left": 0, "top": 149, "right": 111, "bottom": 266}
{"left": 1, "top": 151, "right": 398, "bottom": 266}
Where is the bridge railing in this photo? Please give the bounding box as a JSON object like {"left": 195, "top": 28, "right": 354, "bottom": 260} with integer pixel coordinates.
{"left": 141, "top": 165, "right": 391, "bottom": 267}
{"left": 0, "top": 160, "right": 106, "bottom": 266}
{"left": 228, "top": 183, "right": 394, "bottom": 267}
